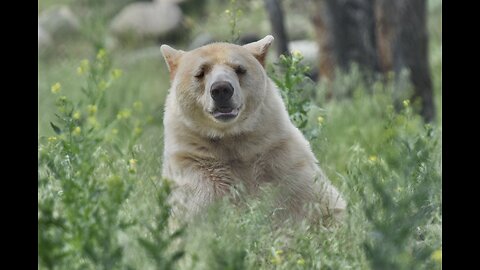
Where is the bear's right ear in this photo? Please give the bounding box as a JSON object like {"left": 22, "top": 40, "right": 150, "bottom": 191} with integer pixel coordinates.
{"left": 160, "top": 45, "right": 185, "bottom": 80}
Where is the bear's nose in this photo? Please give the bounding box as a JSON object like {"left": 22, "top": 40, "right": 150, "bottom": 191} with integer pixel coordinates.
{"left": 210, "top": 81, "right": 234, "bottom": 103}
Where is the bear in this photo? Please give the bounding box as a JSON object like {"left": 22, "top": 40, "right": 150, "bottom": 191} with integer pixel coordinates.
{"left": 160, "top": 35, "right": 346, "bottom": 223}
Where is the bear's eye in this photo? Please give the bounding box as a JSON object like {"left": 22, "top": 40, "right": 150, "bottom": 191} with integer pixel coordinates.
{"left": 194, "top": 69, "right": 205, "bottom": 79}
{"left": 235, "top": 65, "right": 246, "bottom": 75}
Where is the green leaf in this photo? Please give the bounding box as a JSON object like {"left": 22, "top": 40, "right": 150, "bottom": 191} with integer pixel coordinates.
{"left": 50, "top": 122, "right": 62, "bottom": 134}
{"left": 170, "top": 250, "right": 185, "bottom": 263}
{"left": 113, "top": 144, "right": 124, "bottom": 156}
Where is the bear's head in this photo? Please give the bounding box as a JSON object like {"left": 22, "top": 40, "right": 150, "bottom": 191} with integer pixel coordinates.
{"left": 161, "top": 35, "right": 274, "bottom": 138}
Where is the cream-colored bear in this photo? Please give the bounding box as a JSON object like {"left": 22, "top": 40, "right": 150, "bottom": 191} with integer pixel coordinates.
{"left": 160, "top": 35, "right": 346, "bottom": 222}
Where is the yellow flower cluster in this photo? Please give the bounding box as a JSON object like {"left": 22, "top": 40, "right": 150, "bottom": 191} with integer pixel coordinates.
{"left": 317, "top": 116, "right": 325, "bottom": 125}
{"left": 73, "top": 126, "right": 81, "bottom": 135}
{"left": 292, "top": 50, "right": 303, "bottom": 59}
{"left": 73, "top": 111, "right": 81, "bottom": 120}
{"left": 129, "top": 158, "right": 137, "bottom": 173}
{"left": 431, "top": 249, "right": 442, "bottom": 263}
{"left": 87, "top": 105, "right": 97, "bottom": 116}
{"left": 270, "top": 249, "right": 283, "bottom": 265}
{"left": 77, "top": 59, "right": 90, "bottom": 76}
{"left": 117, "top": 109, "right": 132, "bottom": 120}
{"left": 111, "top": 69, "right": 123, "bottom": 79}
{"left": 96, "top": 48, "right": 106, "bottom": 61}
{"left": 88, "top": 116, "right": 100, "bottom": 129}
{"left": 51, "top": 82, "right": 61, "bottom": 94}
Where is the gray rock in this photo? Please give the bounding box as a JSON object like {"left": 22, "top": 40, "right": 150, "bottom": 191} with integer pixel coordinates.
{"left": 188, "top": 33, "right": 215, "bottom": 50}
{"left": 38, "top": 5, "right": 80, "bottom": 39}
{"left": 110, "top": 1, "right": 182, "bottom": 39}
{"left": 285, "top": 14, "right": 315, "bottom": 40}
{"left": 154, "top": 0, "right": 187, "bottom": 3}
{"left": 118, "top": 46, "right": 163, "bottom": 66}
{"left": 38, "top": 25, "right": 52, "bottom": 51}
{"left": 288, "top": 40, "right": 319, "bottom": 66}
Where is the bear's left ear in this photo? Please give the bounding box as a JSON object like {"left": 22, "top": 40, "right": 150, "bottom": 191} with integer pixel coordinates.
{"left": 242, "top": 35, "right": 274, "bottom": 67}
{"left": 160, "top": 45, "right": 185, "bottom": 80}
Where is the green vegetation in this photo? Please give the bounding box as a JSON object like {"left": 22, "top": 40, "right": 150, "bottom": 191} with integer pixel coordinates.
{"left": 38, "top": 0, "right": 442, "bottom": 269}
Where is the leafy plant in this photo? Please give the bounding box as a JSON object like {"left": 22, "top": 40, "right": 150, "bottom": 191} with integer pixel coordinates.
{"left": 137, "top": 179, "right": 185, "bottom": 270}
{"left": 224, "top": 0, "right": 243, "bottom": 43}
{"left": 38, "top": 49, "right": 143, "bottom": 270}
{"left": 269, "top": 51, "right": 323, "bottom": 141}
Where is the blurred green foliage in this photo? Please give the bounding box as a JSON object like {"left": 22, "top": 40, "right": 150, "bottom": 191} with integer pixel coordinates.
{"left": 38, "top": 0, "right": 442, "bottom": 269}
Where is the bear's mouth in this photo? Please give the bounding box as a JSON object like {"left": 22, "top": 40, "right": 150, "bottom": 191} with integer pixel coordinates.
{"left": 211, "top": 107, "right": 240, "bottom": 121}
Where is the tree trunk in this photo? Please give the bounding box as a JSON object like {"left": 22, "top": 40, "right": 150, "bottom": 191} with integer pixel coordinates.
{"left": 374, "top": 0, "right": 396, "bottom": 73}
{"left": 392, "top": 0, "right": 435, "bottom": 122}
{"left": 311, "top": 0, "right": 335, "bottom": 84}
{"left": 311, "top": 0, "right": 436, "bottom": 122}
{"left": 325, "top": 0, "right": 378, "bottom": 72}
{"left": 263, "top": 0, "right": 289, "bottom": 57}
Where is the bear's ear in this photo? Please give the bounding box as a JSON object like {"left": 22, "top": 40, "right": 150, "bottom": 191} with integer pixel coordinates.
{"left": 160, "top": 45, "right": 185, "bottom": 80}
{"left": 242, "top": 35, "right": 274, "bottom": 67}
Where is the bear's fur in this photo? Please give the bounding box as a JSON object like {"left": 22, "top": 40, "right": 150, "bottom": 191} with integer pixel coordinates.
{"left": 160, "top": 35, "right": 346, "bottom": 222}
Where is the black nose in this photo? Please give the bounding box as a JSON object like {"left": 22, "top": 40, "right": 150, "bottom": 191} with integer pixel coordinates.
{"left": 210, "top": 81, "right": 234, "bottom": 103}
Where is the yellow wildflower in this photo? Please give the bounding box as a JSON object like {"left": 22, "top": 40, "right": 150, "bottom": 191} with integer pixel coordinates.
{"left": 317, "top": 116, "right": 325, "bottom": 125}
{"left": 368, "top": 155, "right": 378, "bottom": 162}
{"left": 403, "top": 99, "right": 410, "bottom": 108}
{"left": 297, "top": 258, "right": 305, "bottom": 266}
{"left": 111, "top": 69, "right": 123, "bottom": 79}
{"left": 431, "top": 249, "right": 442, "bottom": 263}
{"left": 87, "top": 105, "right": 97, "bottom": 115}
{"left": 47, "top": 136, "right": 57, "bottom": 142}
{"left": 76, "top": 59, "right": 90, "bottom": 75}
{"left": 51, "top": 82, "right": 61, "bottom": 94}
{"left": 117, "top": 109, "right": 132, "bottom": 120}
{"left": 96, "top": 48, "right": 106, "bottom": 60}
{"left": 270, "top": 249, "right": 283, "bottom": 265}
{"left": 292, "top": 49, "right": 303, "bottom": 58}
{"left": 73, "top": 111, "right": 81, "bottom": 120}
{"left": 73, "top": 126, "right": 81, "bottom": 135}
{"left": 270, "top": 255, "right": 282, "bottom": 265}
{"left": 87, "top": 116, "right": 100, "bottom": 129}
{"left": 129, "top": 159, "right": 137, "bottom": 166}
{"left": 129, "top": 158, "right": 137, "bottom": 173}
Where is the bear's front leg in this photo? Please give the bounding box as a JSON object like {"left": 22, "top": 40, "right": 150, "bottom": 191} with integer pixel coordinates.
{"left": 163, "top": 152, "right": 238, "bottom": 219}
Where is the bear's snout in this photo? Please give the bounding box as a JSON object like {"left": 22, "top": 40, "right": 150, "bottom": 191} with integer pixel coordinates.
{"left": 210, "top": 81, "right": 234, "bottom": 105}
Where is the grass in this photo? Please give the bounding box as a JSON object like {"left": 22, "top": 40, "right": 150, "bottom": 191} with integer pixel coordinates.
{"left": 38, "top": 0, "right": 442, "bottom": 269}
